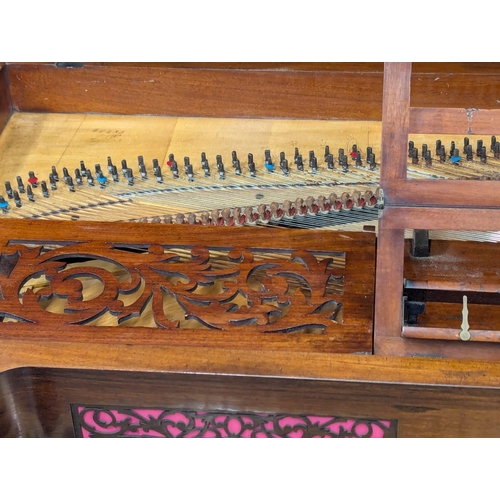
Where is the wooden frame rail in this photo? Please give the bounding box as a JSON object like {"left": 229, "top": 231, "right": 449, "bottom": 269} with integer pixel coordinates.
{"left": 375, "top": 62, "right": 500, "bottom": 360}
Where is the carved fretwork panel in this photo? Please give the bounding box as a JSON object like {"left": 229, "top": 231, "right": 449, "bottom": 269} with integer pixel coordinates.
{"left": 71, "top": 406, "right": 397, "bottom": 438}
{"left": 0, "top": 220, "right": 376, "bottom": 353}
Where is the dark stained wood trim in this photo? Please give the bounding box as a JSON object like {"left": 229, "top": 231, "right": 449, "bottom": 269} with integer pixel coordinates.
{"left": 375, "top": 335, "right": 500, "bottom": 361}
{"left": 0, "top": 64, "right": 12, "bottom": 134}
{"left": 384, "top": 179, "right": 500, "bottom": 209}
{"left": 373, "top": 222, "right": 405, "bottom": 342}
{"left": 7, "top": 64, "right": 385, "bottom": 120}
{"left": 382, "top": 205, "right": 500, "bottom": 232}
{"left": 402, "top": 326, "right": 500, "bottom": 343}
{"left": 4, "top": 339, "right": 500, "bottom": 388}
{"left": 410, "top": 107, "right": 500, "bottom": 135}
{"left": 7, "top": 63, "right": 500, "bottom": 119}
{"left": 380, "top": 63, "right": 412, "bottom": 181}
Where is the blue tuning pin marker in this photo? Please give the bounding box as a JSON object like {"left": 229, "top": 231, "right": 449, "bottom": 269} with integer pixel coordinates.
{"left": 0, "top": 196, "right": 9, "bottom": 212}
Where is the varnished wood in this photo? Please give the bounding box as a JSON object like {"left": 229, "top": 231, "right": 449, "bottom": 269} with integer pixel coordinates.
{"left": 4, "top": 365, "right": 500, "bottom": 437}
{"left": 380, "top": 62, "right": 412, "bottom": 181}
{"left": 383, "top": 205, "right": 500, "bottom": 231}
{"left": 410, "top": 107, "right": 500, "bottom": 135}
{"left": 385, "top": 179, "right": 500, "bottom": 208}
{"left": 7, "top": 64, "right": 384, "bottom": 120}
{"left": 403, "top": 326, "right": 500, "bottom": 343}
{"left": 0, "top": 219, "right": 376, "bottom": 354}
{"left": 373, "top": 222, "right": 405, "bottom": 344}
{"left": 0, "top": 64, "right": 12, "bottom": 135}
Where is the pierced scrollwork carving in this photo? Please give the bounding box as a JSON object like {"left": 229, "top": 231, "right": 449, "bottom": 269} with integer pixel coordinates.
{"left": 72, "top": 406, "right": 397, "bottom": 438}
{"left": 0, "top": 241, "right": 344, "bottom": 332}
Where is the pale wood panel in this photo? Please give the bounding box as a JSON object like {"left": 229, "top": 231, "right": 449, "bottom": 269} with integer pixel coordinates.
{"left": 0, "top": 113, "right": 85, "bottom": 180}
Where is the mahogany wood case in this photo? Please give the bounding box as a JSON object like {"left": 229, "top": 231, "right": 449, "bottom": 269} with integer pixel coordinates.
{"left": 2, "top": 62, "right": 500, "bottom": 438}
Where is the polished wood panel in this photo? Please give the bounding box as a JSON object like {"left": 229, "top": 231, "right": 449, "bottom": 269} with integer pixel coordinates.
{"left": 7, "top": 63, "right": 500, "bottom": 120}
{"left": 385, "top": 180, "right": 500, "bottom": 208}
{"left": 4, "top": 365, "right": 500, "bottom": 437}
{"left": 7, "top": 64, "right": 384, "bottom": 120}
{"left": 410, "top": 107, "right": 500, "bottom": 135}
{"left": 0, "top": 64, "right": 12, "bottom": 134}
{"left": 0, "top": 219, "right": 375, "bottom": 354}
{"left": 380, "top": 62, "right": 412, "bottom": 181}
{"left": 383, "top": 205, "right": 500, "bottom": 231}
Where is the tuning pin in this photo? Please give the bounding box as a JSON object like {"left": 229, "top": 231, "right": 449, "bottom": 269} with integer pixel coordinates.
{"left": 341, "top": 155, "right": 349, "bottom": 173}
{"left": 309, "top": 151, "right": 318, "bottom": 173}
{"left": 121, "top": 159, "right": 128, "bottom": 177}
{"left": 13, "top": 190, "right": 22, "bottom": 207}
{"left": 16, "top": 176, "right": 25, "bottom": 194}
{"left": 326, "top": 154, "right": 334, "bottom": 170}
{"left": 481, "top": 146, "right": 487, "bottom": 163}
{"left": 216, "top": 155, "right": 225, "bottom": 180}
{"left": 26, "top": 184, "right": 35, "bottom": 201}
{"left": 41, "top": 181, "right": 49, "bottom": 198}
{"left": 491, "top": 136, "right": 497, "bottom": 152}
{"left": 233, "top": 158, "right": 242, "bottom": 175}
{"left": 232, "top": 151, "right": 239, "bottom": 168}
{"left": 368, "top": 153, "right": 376, "bottom": 170}
{"left": 67, "top": 175, "right": 75, "bottom": 192}
{"left": 279, "top": 152, "right": 288, "bottom": 174}
{"left": 338, "top": 148, "right": 345, "bottom": 159}
{"left": 324, "top": 145, "right": 330, "bottom": 160}
{"left": 280, "top": 158, "right": 289, "bottom": 176}
{"left": 137, "top": 155, "right": 144, "bottom": 167}
{"left": 126, "top": 168, "right": 134, "bottom": 185}
{"left": 408, "top": 141, "right": 414, "bottom": 157}
{"left": 355, "top": 151, "right": 363, "bottom": 167}
{"left": 5, "top": 181, "right": 13, "bottom": 198}
{"left": 0, "top": 195, "right": 9, "bottom": 212}
{"left": 477, "top": 140, "right": 484, "bottom": 157}
{"left": 184, "top": 157, "right": 194, "bottom": 182}
{"left": 435, "top": 140, "right": 442, "bottom": 155}
{"left": 96, "top": 171, "right": 108, "bottom": 188}
{"left": 366, "top": 147, "right": 373, "bottom": 158}
{"left": 151, "top": 159, "right": 162, "bottom": 183}
{"left": 421, "top": 144, "right": 428, "bottom": 158}
{"left": 424, "top": 150, "right": 432, "bottom": 166}
{"left": 463, "top": 137, "right": 469, "bottom": 154}
{"left": 49, "top": 173, "right": 57, "bottom": 190}
{"left": 107, "top": 156, "right": 115, "bottom": 175}
{"left": 450, "top": 141, "right": 455, "bottom": 156}
{"left": 248, "top": 153, "right": 256, "bottom": 177}
{"left": 411, "top": 148, "right": 419, "bottom": 164}
{"left": 168, "top": 154, "right": 179, "bottom": 179}
{"left": 296, "top": 154, "right": 304, "bottom": 171}
{"left": 49, "top": 166, "right": 59, "bottom": 182}
{"left": 350, "top": 145, "right": 358, "bottom": 158}
{"left": 62, "top": 167, "right": 70, "bottom": 183}
{"left": 450, "top": 149, "right": 461, "bottom": 164}
{"left": 264, "top": 150, "right": 274, "bottom": 172}
{"left": 494, "top": 142, "right": 500, "bottom": 159}
{"left": 294, "top": 148, "right": 300, "bottom": 164}
{"left": 139, "top": 162, "right": 148, "bottom": 180}
{"left": 28, "top": 171, "right": 38, "bottom": 188}
{"left": 439, "top": 146, "right": 446, "bottom": 163}
{"left": 466, "top": 145, "right": 473, "bottom": 161}
{"left": 79, "top": 161, "right": 87, "bottom": 177}
{"left": 201, "top": 152, "right": 210, "bottom": 177}
{"left": 87, "top": 170, "right": 95, "bottom": 186}
{"left": 94, "top": 164, "right": 103, "bottom": 177}
{"left": 111, "top": 165, "right": 119, "bottom": 182}
{"left": 75, "top": 168, "right": 83, "bottom": 185}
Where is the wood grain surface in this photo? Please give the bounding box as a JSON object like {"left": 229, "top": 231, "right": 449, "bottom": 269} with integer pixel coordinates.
{"left": 0, "top": 65, "right": 12, "bottom": 134}
{"left": 4, "top": 364, "right": 500, "bottom": 437}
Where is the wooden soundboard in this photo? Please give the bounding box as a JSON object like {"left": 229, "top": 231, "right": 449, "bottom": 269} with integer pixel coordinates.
{"left": 3, "top": 62, "right": 500, "bottom": 438}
